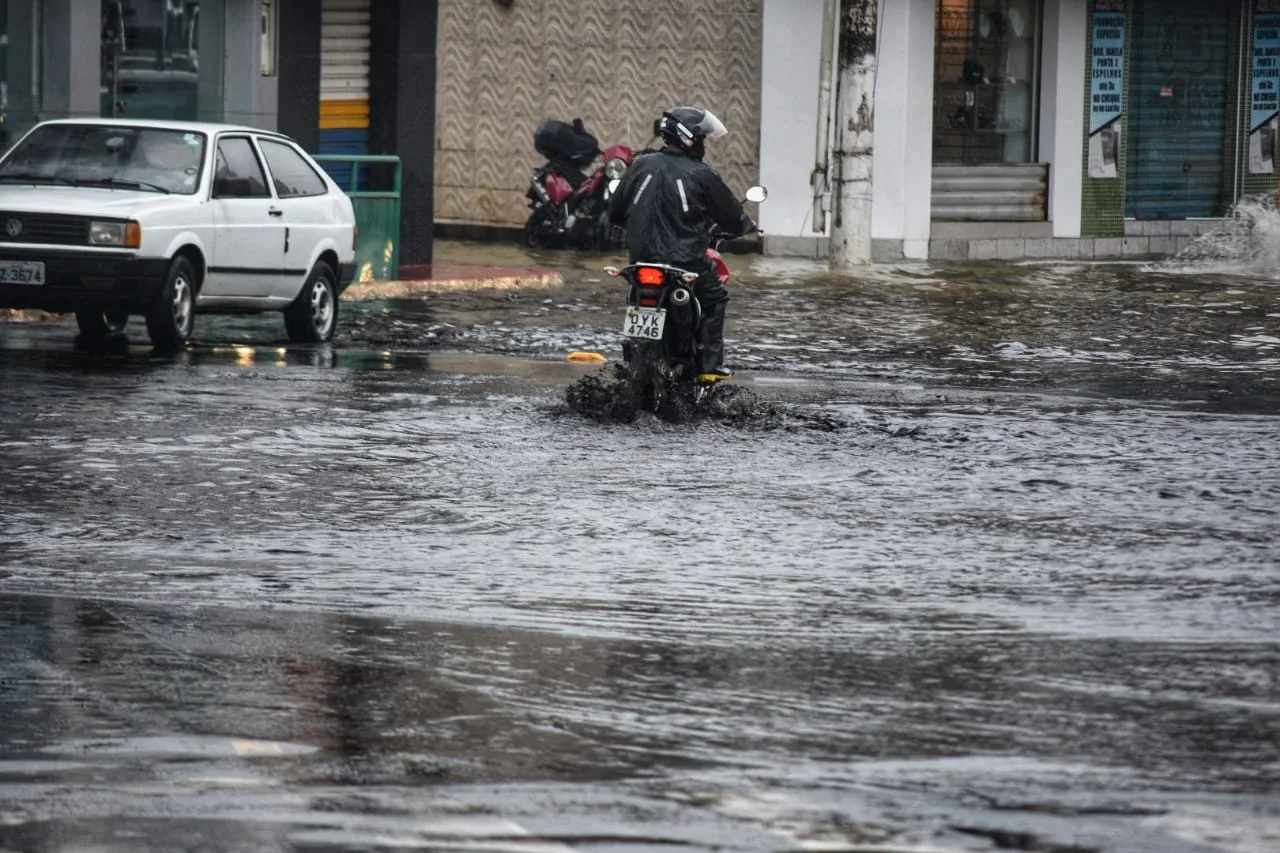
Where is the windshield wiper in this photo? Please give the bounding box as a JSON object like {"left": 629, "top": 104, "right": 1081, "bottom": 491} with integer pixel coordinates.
{"left": 73, "top": 177, "right": 171, "bottom": 194}
{"left": 0, "top": 172, "right": 76, "bottom": 186}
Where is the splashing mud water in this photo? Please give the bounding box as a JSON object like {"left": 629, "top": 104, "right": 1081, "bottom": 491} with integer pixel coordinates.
{"left": 563, "top": 364, "right": 852, "bottom": 432}
{"left": 1153, "top": 194, "right": 1280, "bottom": 275}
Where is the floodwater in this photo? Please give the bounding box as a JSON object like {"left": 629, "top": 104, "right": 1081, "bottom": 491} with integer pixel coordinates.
{"left": 0, "top": 212, "right": 1277, "bottom": 852}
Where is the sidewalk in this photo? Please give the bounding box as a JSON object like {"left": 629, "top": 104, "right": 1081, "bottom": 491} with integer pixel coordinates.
{"left": 344, "top": 262, "right": 564, "bottom": 301}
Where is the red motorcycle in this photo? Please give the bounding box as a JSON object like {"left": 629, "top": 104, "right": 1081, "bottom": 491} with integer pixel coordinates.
{"left": 525, "top": 119, "right": 633, "bottom": 250}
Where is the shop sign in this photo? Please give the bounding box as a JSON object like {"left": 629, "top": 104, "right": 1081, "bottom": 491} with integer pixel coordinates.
{"left": 1250, "top": 11, "right": 1280, "bottom": 174}
{"left": 1088, "top": 1, "right": 1125, "bottom": 179}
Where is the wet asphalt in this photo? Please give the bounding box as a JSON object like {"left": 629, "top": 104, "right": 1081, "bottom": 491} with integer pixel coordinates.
{"left": 0, "top": 233, "right": 1277, "bottom": 853}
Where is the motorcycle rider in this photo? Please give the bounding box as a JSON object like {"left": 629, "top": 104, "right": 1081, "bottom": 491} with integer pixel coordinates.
{"left": 607, "top": 106, "right": 755, "bottom": 379}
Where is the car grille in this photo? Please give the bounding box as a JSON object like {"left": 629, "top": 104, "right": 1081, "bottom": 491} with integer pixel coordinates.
{"left": 0, "top": 212, "right": 91, "bottom": 246}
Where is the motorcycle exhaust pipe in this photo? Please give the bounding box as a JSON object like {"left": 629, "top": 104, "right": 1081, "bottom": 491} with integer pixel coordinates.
{"left": 666, "top": 288, "right": 695, "bottom": 338}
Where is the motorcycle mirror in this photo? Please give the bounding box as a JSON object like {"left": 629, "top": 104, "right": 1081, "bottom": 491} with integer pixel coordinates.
{"left": 608, "top": 179, "right": 621, "bottom": 195}
{"left": 744, "top": 185, "right": 768, "bottom": 204}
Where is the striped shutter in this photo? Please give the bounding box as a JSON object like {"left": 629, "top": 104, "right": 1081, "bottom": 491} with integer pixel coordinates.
{"left": 1125, "top": 0, "right": 1239, "bottom": 220}
{"left": 319, "top": 0, "right": 371, "bottom": 183}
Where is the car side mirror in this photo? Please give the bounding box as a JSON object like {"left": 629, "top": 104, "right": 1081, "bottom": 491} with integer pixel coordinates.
{"left": 744, "top": 185, "right": 768, "bottom": 204}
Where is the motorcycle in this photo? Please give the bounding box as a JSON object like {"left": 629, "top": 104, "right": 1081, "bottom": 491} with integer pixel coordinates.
{"left": 603, "top": 184, "right": 768, "bottom": 420}
{"left": 525, "top": 118, "right": 634, "bottom": 251}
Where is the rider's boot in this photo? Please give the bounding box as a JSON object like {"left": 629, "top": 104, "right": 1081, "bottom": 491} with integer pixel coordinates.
{"left": 696, "top": 299, "right": 732, "bottom": 381}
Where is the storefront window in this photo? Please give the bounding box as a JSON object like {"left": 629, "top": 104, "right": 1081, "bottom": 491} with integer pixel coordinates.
{"left": 100, "top": 0, "right": 202, "bottom": 121}
{"left": 933, "top": 0, "right": 1042, "bottom": 165}
{"left": 1, "top": 0, "right": 41, "bottom": 152}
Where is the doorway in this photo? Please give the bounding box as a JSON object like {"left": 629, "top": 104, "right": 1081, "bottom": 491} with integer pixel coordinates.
{"left": 1124, "top": 0, "right": 1243, "bottom": 220}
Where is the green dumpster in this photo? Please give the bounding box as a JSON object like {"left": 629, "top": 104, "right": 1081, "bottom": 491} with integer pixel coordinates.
{"left": 315, "top": 155, "right": 402, "bottom": 283}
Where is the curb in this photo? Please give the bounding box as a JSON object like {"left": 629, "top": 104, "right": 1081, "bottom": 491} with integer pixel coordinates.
{"left": 343, "top": 270, "right": 565, "bottom": 301}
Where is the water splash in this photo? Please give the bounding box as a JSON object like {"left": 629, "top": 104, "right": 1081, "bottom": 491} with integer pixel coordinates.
{"left": 561, "top": 365, "right": 899, "bottom": 434}
{"left": 1153, "top": 194, "right": 1280, "bottom": 277}
{"left": 563, "top": 364, "right": 798, "bottom": 427}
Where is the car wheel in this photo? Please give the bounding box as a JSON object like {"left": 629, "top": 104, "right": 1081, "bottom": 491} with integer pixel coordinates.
{"left": 145, "top": 256, "right": 196, "bottom": 351}
{"left": 75, "top": 309, "right": 129, "bottom": 336}
{"left": 284, "top": 262, "right": 338, "bottom": 343}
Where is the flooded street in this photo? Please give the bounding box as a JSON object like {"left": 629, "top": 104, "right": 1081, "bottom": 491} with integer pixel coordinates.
{"left": 0, "top": 238, "right": 1277, "bottom": 852}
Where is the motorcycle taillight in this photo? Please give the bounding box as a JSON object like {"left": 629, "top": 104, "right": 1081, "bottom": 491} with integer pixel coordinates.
{"left": 636, "top": 267, "right": 665, "bottom": 286}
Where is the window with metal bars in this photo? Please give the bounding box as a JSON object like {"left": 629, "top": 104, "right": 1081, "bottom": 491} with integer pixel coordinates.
{"left": 932, "top": 0, "right": 1042, "bottom": 166}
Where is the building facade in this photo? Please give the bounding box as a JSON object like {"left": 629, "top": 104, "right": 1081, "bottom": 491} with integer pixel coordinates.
{"left": 431, "top": 0, "right": 763, "bottom": 230}
{"left": 0, "top": 0, "right": 437, "bottom": 265}
{"left": 7, "top": 1, "right": 1274, "bottom": 265}
{"left": 760, "top": 0, "right": 1280, "bottom": 261}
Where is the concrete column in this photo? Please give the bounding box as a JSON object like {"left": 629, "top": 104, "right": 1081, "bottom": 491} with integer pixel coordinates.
{"left": 39, "top": 0, "right": 100, "bottom": 120}
{"left": 197, "top": 0, "right": 226, "bottom": 123}
{"left": 869, "top": 0, "right": 934, "bottom": 260}
{"left": 369, "top": 0, "right": 437, "bottom": 266}
{"left": 3, "top": 0, "right": 39, "bottom": 144}
{"left": 276, "top": 0, "right": 321, "bottom": 151}
{"left": 1038, "top": 0, "right": 1088, "bottom": 237}
{"left": 830, "top": 0, "right": 878, "bottom": 268}
{"left": 220, "top": 0, "right": 278, "bottom": 129}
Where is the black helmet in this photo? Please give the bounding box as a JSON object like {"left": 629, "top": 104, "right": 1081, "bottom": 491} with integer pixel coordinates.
{"left": 655, "top": 106, "right": 728, "bottom": 160}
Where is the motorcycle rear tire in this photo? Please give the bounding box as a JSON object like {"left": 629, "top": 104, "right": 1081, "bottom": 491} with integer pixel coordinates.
{"left": 629, "top": 343, "right": 690, "bottom": 421}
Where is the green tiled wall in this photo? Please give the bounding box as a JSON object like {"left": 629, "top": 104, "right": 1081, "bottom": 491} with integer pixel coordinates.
{"left": 1079, "top": 0, "right": 1129, "bottom": 237}
{"left": 1242, "top": 3, "right": 1280, "bottom": 202}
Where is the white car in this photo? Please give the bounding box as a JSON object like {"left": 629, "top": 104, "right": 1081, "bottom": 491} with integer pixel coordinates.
{"left": 0, "top": 118, "right": 357, "bottom": 349}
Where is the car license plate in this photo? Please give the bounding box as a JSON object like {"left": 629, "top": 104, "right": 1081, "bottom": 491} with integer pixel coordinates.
{"left": 0, "top": 261, "right": 45, "bottom": 286}
{"left": 623, "top": 306, "right": 666, "bottom": 340}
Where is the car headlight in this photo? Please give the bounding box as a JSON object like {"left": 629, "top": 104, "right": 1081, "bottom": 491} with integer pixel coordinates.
{"left": 90, "top": 220, "right": 142, "bottom": 248}
{"left": 605, "top": 158, "right": 628, "bottom": 180}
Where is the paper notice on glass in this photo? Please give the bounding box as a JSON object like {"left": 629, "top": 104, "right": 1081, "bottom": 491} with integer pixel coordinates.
{"left": 1088, "top": 9, "right": 1125, "bottom": 179}
{"left": 1089, "top": 121, "right": 1121, "bottom": 179}
{"left": 1250, "top": 14, "right": 1280, "bottom": 173}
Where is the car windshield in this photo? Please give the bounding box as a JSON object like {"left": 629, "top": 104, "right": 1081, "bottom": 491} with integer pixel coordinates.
{"left": 0, "top": 124, "right": 207, "bottom": 195}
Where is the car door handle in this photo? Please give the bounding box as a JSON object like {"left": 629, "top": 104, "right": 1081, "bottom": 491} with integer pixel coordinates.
{"left": 268, "top": 208, "right": 284, "bottom": 218}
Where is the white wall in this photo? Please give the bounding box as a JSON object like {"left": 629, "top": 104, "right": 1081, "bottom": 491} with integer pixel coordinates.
{"left": 870, "top": 0, "right": 935, "bottom": 258}
{"left": 1039, "top": 0, "right": 1088, "bottom": 237}
{"left": 760, "top": 0, "right": 1084, "bottom": 253}
{"left": 758, "top": 0, "right": 827, "bottom": 240}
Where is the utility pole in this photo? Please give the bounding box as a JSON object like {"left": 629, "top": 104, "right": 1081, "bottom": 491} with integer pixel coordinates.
{"left": 830, "top": 0, "right": 878, "bottom": 269}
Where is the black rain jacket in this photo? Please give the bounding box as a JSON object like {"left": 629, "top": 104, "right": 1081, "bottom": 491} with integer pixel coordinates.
{"left": 608, "top": 146, "right": 753, "bottom": 269}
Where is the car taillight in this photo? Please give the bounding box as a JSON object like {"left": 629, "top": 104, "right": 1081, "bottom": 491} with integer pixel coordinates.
{"left": 636, "top": 266, "right": 664, "bottom": 286}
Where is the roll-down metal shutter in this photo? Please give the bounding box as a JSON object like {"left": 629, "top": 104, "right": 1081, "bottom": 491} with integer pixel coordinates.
{"left": 1125, "top": 0, "right": 1237, "bottom": 220}
{"left": 319, "top": 0, "right": 371, "bottom": 164}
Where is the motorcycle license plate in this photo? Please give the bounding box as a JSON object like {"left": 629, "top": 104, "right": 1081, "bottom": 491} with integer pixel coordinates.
{"left": 623, "top": 307, "right": 666, "bottom": 340}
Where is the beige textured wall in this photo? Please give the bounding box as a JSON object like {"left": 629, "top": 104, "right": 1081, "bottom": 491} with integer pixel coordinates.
{"left": 435, "top": 0, "right": 764, "bottom": 226}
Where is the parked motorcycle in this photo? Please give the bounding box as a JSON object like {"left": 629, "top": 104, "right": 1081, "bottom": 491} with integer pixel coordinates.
{"left": 525, "top": 118, "right": 634, "bottom": 251}
{"left": 603, "top": 184, "right": 768, "bottom": 420}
